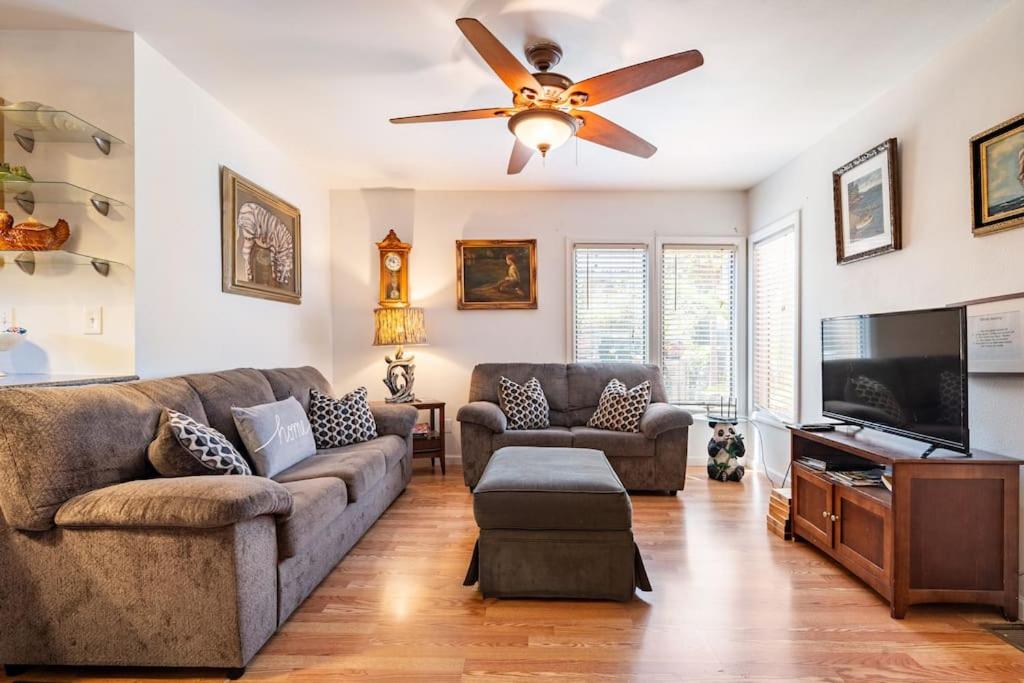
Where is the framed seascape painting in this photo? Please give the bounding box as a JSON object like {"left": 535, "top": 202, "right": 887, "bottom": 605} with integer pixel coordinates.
{"left": 971, "top": 112, "right": 1024, "bottom": 236}
{"left": 832, "top": 138, "right": 901, "bottom": 264}
{"left": 221, "top": 166, "right": 302, "bottom": 304}
{"left": 455, "top": 239, "right": 537, "bottom": 310}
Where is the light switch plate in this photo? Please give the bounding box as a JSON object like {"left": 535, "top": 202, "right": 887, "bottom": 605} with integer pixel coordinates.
{"left": 84, "top": 306, "right": 102, "bottom": 335}
{"left": 444, "top": 417, "right": 453, "bottom": 433}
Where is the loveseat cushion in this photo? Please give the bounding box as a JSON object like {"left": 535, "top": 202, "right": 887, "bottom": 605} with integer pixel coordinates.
{"left": 273, "top": 445, "right": 386, "bottom": 501}
{"left": 277, "top": 478, "right": 347, "bottom": 559}
{"left": 54, "top": 476, "right": 293, "bottom": 529}
{"left": 493, "top": 426, "right": 573, "bottom": 450}
{"left": 473, "top": 447, "right": 632, "bottom": 531}
{"left": 470, "top": 363, "right": 570, "bottom": 426}
{"left": 570, "top": 427, "right": 655, "bottom": 459}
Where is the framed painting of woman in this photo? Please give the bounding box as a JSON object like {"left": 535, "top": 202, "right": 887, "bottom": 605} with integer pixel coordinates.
{"left": 455, "top": 239, "right": 537, "bottom": 310}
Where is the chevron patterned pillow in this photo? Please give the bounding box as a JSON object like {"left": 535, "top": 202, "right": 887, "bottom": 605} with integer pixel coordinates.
{"left": 587, "top": 379, "right": 652, "bottom": 433}
{"left": 498, "top": 376, "right": 550, "bottom": 430}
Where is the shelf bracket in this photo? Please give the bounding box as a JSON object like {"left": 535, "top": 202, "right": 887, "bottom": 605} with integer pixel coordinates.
{"left": 90, "top": 259, "right": 110, "bottom": 277}
{"left": 14, "top": 191, "right": 34, "bottom": 214}
{"left": 14, "top": 252, "right": 35, "bottom": 276}
{"left": 91, "top": 134, "right": 111, "bottom": 156}
{"left": 13, "top": 129, "right": 34, "bottom": 154}
{"left": 89, "top": 195, "right": 111, "bottom": 216}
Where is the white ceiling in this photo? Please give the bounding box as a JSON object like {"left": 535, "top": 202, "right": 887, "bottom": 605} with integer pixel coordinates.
{"left": 0, "top": 0, "right": 1008, "bottom": 190}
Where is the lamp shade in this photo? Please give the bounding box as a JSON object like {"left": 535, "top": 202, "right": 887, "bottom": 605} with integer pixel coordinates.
{"left": 373, "top": 307, "right": 426, "bottom": 346}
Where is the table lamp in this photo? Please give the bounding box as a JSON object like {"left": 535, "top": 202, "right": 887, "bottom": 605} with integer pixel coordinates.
{"left": 372, "top": 307, "right": 426, "bottom": 403}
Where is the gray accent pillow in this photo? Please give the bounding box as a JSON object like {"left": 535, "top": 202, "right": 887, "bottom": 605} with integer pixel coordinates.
{"left": 148, "top": 409, "right": 252, "bottom": 477}
{"left": 231, "top": 397, "right": 316, "bottom": 477}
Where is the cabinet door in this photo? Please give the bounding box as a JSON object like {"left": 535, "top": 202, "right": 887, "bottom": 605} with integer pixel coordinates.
{"left": 792, "top": 464, "right": 833, "bottom": 551}
{"left": 833, "top": 486, "right": 892, "bottom": 596}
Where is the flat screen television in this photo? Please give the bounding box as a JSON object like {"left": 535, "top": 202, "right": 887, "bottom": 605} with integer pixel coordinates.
{"left": 821, "top": 307, "right": 969, "bottom": 453}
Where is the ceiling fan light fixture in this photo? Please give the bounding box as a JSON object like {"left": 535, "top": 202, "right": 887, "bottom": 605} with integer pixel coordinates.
{"left": 508, "top": 109, "right": 576, "bottom": 157}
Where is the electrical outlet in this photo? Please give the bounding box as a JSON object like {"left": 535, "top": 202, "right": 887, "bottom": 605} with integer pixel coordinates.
{"left": 83, "top": 306, "right": 102, "bottom": 335}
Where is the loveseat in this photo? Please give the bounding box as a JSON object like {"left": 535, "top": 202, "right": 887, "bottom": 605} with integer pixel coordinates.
{"left": 457, "top": 363, "right": 693, "bottom": 492}
{"left": 0, "top": 366, "right": 416, "bottom": 676}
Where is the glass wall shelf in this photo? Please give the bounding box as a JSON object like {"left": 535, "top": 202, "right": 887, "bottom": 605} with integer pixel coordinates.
{"left": 0, "top": 249, "right": 130, "bottom": 277}
{"left": 1, "top": 179, "right": 124, "bottom": 216}
{"left": 1, "top": 106, "right": 124, "bottom": 155}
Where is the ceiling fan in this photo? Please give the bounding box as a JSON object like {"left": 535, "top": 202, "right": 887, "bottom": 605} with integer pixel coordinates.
{"left": 390, "top": 18, "right": 704, "bottom": 174}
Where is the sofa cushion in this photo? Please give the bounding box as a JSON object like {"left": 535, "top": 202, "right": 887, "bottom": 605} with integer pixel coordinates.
{"left": 470, "top": 363, "right": 570, "bottom": 426}
{"left": 273, "top": 445, "right": 387, "bottom": 501}
{"left": 128, "top": 377, "right": 209, "bottom": 422}
{"left": 473, "top": 447, "right": 631, "bottom": 531}
{"left": 586, "top": 379, "right": 652, "bottom": 433}
{"left": 570, "top": 427, "right": 655, "bottom": 459}
{"left": 148, "top": 409, "right": 252, "bottom": 477}
{"left": 309, "top": 387, "right": 378, "bottom": 449}
{"left": 493, "top": 426, "right": 573, "bottom": 450}
{"left": 232, "top": 397, "right": 316, "bottom": 477}
{"left": 182, "top": 368, "right": 277, "bottom": 452}
{"left": 277, "top": 478, "right": 347, "bottom": 559}
{"left": 567, "top": 363, "right": 667, "bottom": 422}
{"left": 499, "top": 376, "right": 550, "bottom": 430}
{"left": 55, "top": 475, "right": 292, "bottom": 529}
{"left": 0, "top": 383, "right": 161, "bottom": 531}
{"left": 260, "top": 366, "right": 332, "bottom": 412}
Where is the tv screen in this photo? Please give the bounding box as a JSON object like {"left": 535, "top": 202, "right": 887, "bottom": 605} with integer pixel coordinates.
{"left": 821, "top": 307, "right": 968, "bottom": 452}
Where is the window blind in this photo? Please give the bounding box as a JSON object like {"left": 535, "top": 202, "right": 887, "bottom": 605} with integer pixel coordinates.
{"left": 751, "top": 226, "right": 797, "bottom": 422}
{"left": 660, "top": 245, "right": 737, "bottom": 405}
{"left": 572, "top": 245, "right": 649, "bottom": 363}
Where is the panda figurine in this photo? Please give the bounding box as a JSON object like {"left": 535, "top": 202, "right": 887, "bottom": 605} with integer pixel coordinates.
{"left": 707, "top": 420, "right": 746, "bottom": 482}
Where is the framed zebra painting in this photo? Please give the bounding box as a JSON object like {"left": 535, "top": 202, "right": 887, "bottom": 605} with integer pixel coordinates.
{"left": 220, "top": 166, "right": 302, "bottom": 304}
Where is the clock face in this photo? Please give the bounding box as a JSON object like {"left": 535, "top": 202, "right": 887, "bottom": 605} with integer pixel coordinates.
{"left": 384, "top": 252, "right": 403, "bottom": 272}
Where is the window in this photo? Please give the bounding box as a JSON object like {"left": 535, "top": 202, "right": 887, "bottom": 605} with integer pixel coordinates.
{"left": 660, "top": 245, "right": 738, "bottom": 406}
{"left": 750, "top": 214, "right": 799, "bottom": 423}
{"left": 572, "top": 245, "right": 649, "bottom": 363}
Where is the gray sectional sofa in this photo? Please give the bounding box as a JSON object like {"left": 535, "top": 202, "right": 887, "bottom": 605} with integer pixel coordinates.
{"left": 0, "top": 366, "right": 416, "bottom": 675}
{"left": 457, "top": 363, "right": 693, "bottom": 492}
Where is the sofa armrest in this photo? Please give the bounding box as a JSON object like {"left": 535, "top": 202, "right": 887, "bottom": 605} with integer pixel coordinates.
{"left": 640, "top": 402, "right": 694, "bottom": 439}
{"left": 54, "top": 476, "right": 293, "bottom": 530}
{"left": 369, "top": 403, "right": 418, "bottom": 437}
{"left": 457, "top": 401, "right": 507, "bottom": 434}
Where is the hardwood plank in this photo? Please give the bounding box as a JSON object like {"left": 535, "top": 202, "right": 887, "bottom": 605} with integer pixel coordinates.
{"left": 4, "top": 464, "right": 1023, "bottom": 682}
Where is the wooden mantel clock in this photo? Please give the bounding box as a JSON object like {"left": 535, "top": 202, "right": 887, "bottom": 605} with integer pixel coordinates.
{"left": 376, "top": 229, "right": 410, "bottom": 308}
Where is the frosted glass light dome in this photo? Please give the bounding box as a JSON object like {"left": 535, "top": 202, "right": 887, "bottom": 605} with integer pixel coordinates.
{"left": 508, "top": 110, "right": 577, "bottom": 156}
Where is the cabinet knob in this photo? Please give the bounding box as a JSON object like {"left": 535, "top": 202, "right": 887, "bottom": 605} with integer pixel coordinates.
{"left": 822, "top": 510, "right": 829, "bottom": 518}
{"left": 830, "top": 514, "right": 839, "bottom": 522}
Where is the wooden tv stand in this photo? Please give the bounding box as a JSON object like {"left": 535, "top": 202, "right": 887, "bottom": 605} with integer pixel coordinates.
{"left": 790, "top": 427, "right": 1022, "bottom": 619}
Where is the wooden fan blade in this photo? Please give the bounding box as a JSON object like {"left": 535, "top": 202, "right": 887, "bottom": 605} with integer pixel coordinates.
{"left": 573, "top": 110, "right": 657, "bottom": 158}
{"left": 507, "top": 139, "right": 534, "bottom": 174}
{"left": 456, "top": 18, "right": 544, "bottom": 98}
{"left": 564, "top": 50, "right": 703, "bottom": 107}
{"left": 390, "top": 107, "right": 514, "bottom": 124}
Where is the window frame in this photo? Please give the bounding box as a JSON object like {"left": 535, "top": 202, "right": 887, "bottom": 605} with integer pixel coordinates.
{"left": 747, "top": 211, "right": 801, "bottom": 426}
{"left": 566, "top": 238, "right": 655, "bottom": 364}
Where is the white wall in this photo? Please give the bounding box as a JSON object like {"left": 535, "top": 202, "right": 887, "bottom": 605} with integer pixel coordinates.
{"left": 0, "top": 31, "right": 134, "bottom": 376}
{"left": 133, "top": 37, "right": 333, "bottom": 378}
{"left": 748, "top": 0, "right": 1024, "bottom": 479}
{"left": 331, "top": 189, "right": 747, "bottom": 455}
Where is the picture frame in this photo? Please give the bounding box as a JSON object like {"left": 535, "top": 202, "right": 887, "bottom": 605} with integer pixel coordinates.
{"left": 455, "top": 239, "right": 537, "bottom": 310}
{"left": 970, "top": 112, "right": 1024, "bottom": 237}
{"left": 221, "top": 166, "right": 302, "bottom": 304}
{"left": 832, "top": 138, "right": 901, "bottom": 264}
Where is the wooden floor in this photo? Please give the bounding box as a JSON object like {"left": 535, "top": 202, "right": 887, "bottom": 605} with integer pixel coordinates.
{"left": 7, "top": 463, "right": 1024, "bottom": 682}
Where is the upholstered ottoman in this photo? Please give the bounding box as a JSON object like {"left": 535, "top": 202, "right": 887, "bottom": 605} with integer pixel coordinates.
{"left": 463, "top": 446, "right": 651, "bottom": 601}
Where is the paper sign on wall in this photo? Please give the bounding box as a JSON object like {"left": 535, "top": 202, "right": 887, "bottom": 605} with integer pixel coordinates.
{"left": 967, "top": 299, "right": 1024, "bottom": 373}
